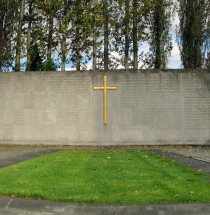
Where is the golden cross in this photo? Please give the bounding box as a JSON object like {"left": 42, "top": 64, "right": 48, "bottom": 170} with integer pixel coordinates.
{"left": 93, "top": 76, "right": 118, "bottom": 124}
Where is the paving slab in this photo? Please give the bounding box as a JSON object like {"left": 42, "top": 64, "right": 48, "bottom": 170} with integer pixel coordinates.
{"left": 161, "top": 146, "right": 210, "bottom": 163}
{"left": 0, "top": 146, "right": 59, "bottom": 169}
{"left": 0, "top": 196, "right": 210, "bottom": 215}
{"left": 152, "top": 149, "right": 210, "bottom": 174}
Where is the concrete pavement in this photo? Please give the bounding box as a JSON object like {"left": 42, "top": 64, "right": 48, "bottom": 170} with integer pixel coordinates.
{"left": 0, "top": 196, "right": 210, "bottom": 215}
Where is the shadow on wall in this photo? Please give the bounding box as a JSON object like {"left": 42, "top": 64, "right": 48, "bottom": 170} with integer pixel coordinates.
{"left": 199, "top": 71, "right": 210, "bottom": 91}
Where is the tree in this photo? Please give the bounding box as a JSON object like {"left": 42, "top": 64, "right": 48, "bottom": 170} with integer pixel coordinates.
{"left": 132, "top": 0, "right": 138, "bottom": 69}
{"left": 35, "top": 0, "right": 60, "bottom": 61}
{"left": 124, "top": 0, "right": 130, "bottom": 69}
{"left": 148, "top": 0, "right": 174, "bottom": 69}
{"left": 0, "top": 1, "right": 6, "bottom": 70}
{"left": 30, "top": 42, "right": 42, "bottom": 71}
{"left": 92, "top": 0, "right": 99, "bottom": 70}
{"left": 103, "top": 0, "right": 109, "bottom": 70}
{"left": 61, "top": 0, "right": 67, "bottom": 72}
{"left": 107, "top": 0, "right": 130, "bottom": 69}
{"left": 75, "top": 0, "right": 81, "bottom": 70}
{"left": 30, "top": 41, "right": 57, "bottom": 71}
{"left": 70, "top": 0, "right": 93, "bottom": 70}
{"left": 26, "top": 0, "right": 33, "bottom": 71}
{"left": 177, "top": 0, "right": 210, "bottom": 69}
{"left": 15, "top": 0, "right": 25, "bottom": 72}
{"left": 37, "top": 58, "right": 57, "bottom": 71}
{"left": 0, "top": 0, "right": 18, "bottom": 71}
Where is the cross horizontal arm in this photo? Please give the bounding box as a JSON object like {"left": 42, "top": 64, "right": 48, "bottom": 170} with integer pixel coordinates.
{"left": 93, "top": 87, "right": 104, "bottom": 90}
{"left": 107, "top": 86, "right": 118, "bottom": 90}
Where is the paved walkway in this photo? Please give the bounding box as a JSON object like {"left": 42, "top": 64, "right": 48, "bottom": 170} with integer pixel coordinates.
{"left": 152, "top": 148, "right": 210, "bottom": 174}
{"left": 0, "top": 145, "right": 59, "bottom": 169}
{"left": 0, "top": 145, "right": 210, "bottom": 215}
{"left": 161, "top": 146, "right": 210, "bottom": 163}
{"left": 0, "top": 196, "right": 210, "bottom": 215}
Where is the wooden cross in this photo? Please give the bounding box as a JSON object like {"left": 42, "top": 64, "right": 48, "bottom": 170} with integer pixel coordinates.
{"left": 93, "top": 76, "right": 118, "bottom": 124}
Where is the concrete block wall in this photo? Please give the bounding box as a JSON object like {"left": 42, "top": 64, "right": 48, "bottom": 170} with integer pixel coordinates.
{"left": 0, "top": 70, "right": 209, "bottom": 145}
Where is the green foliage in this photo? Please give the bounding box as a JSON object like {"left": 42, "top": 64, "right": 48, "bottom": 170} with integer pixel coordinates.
{"left": 1, "top": 0, "right": 209, "bottom": 71}
{"left": 108, "top": 0, "right": 153, "bottom": 69}
{"left": 0, "top": 150, "right": 209, "bottom": 204}
{"left": 29, "top": 41, "right": 57, "bottom": 71}
{"left": 177, "top": 0, "right": 209, "bottom": 69}
{"left": 147, "top": 0, "right": 174, "bottom": 69}
{"left": 37, "top": 58, "right": 57, "bottom": 71}
{"left": 30, "top": 43, "right": 43, "bottom": 71}
{"left": 0, "top": 0, "right": 18, "bottom": 71}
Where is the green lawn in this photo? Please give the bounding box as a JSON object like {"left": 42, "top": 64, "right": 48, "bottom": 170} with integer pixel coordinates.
{"left": 0, "top": 150, "right": 209, "bottom": 204}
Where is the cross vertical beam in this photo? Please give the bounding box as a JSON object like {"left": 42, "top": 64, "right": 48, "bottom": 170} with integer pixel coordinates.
{"left": 93, "top": 76, "right": 118, "bottom": 124}
{"left": 103, "top": 76, "right": 107, "bottom": 124}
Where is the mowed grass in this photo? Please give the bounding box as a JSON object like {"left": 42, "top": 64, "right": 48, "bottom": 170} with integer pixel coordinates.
{"left": 0, "top": 150, "right": 210, "bottom": 204}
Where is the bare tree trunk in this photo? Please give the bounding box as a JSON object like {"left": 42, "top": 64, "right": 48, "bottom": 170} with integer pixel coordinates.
{"left": 133, "top": 0, "right": 138, "bottom": 69}
{"left": 93, "top": 25, "right": 96, "bottom": 70}
{"left": 92, "top": 0, "right": 98, "bottom": 70}
{"left": 61, "top": 1, "right": 67, "bottom": 72}
{"left": 103, "top": 0, "right": 108, "bottom": 70}
{"left": 26, "top": 1, "right": 32, "bottom": 71}
{"left": 47, "top": 10, "right": 53, "bottom": 60}
{"left": 76, "top": 22, "right": 80, "bottom": 70}
{"left": 125, "top": 0, "right": 129, "bottom": 69}
{"left": 15, "top": 0, "right": 25, "bottom": 72}
{"left": 61, "top": 34, "right": 66, "bottom": 72}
